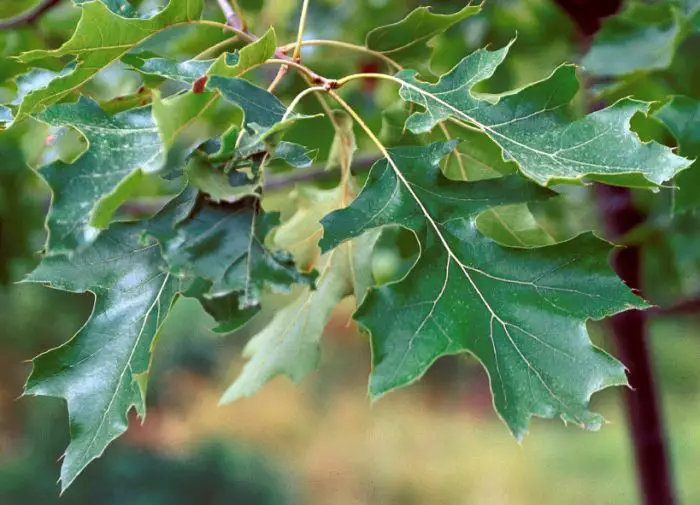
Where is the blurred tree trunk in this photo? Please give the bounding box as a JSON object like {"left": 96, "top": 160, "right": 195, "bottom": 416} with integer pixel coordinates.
{"left": 553, "top": 2, "right": 676, "bottom": 505}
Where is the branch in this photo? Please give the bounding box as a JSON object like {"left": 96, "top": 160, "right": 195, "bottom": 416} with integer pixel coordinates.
{"left": 0, "top": 0, "right": 62, "bottom": 29}
{"left": 264, "top": 154, "right": 379, "bottom": 191}
{"left": 213, "top": 0, "right": 336, "bottom": 88}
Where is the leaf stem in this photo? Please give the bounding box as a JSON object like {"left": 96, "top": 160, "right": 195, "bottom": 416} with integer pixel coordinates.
{"left": 267, "top": 65, "right": 289, "bottom": 92}
{"left": 281, "top": 86, "right": 327, "bottom": 122}
{"left": 292, "top": 0, "right": 311, "bottom": 62}
{"left": 229, "top": 0, "right": 247, "bottom": 30}
{"left": 279, "top": 39, "right": 403, "bottom": 71}
{"left": 265, "top": 58, "right": 338, "bottom": 89}
{"left": 215, "top": 0, "right": 243, "bottom": 30}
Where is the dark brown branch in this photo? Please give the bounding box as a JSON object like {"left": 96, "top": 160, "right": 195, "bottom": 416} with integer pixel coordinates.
{"left": 0, "top": 0, "right": 63, "bottom": 29}
{"left": 552, "top": 1, "right": 677, "bottom": 504}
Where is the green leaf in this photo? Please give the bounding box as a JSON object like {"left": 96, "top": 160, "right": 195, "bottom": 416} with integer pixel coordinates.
{"left": 22, "top": 215, "right": 186, "bottom": 491}
{"left": 34, "top": 98, "right": 168, "bottom": 253}
{"left": 581, "top": 2, "right": 681, "bottom": 77}
{"left": 320, "top": 142, "right": 645, "bottom": 438}
{"left": 654, "top": 95, "right": 700, "bottom": 212}
{"left": 10, "top": 62, "right": 77, "bottom": 107}
{"left": 207, "top": 75, "right": 316, "bottom": 162}
{"left": 207, "top": 28, "right": 277, "bottom": 78}
{"left": 152, "top": 89, "right": 220, "bottom": 151}
{"left": 15, "top": 0, "right": 203, "bottom": 120}
{"left": 122, "top": 27, "right": 274, "bottom": 89}
{"left": 366, "top": 4, "right": 481, "bottom": 71}
{"left": 147, "top": 188, "right": 315, "bottom": 303}
{"left": 396, "top": 43, "right": 692, "bottom": 187}
{"left": 476, "top": 204, "right": 556, "bottom": 248}
{"left": 121, "top": 53, "right": 216, "bottom": 84}
{"left": 74, "top": 0, "right": 137, "bottom": 17}
{"left": 207, "top": 75, "right": 296, "bottom": 133}
{"left": 219, "top": 247, "right": 350, "bottom": 403}
{"left": 185, "top": 278, "right": 259, "bottom": 333}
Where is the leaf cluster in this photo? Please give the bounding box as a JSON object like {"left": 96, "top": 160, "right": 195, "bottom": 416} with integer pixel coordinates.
{"left": 0, "top": 0, "right": 697, "bottom": 492}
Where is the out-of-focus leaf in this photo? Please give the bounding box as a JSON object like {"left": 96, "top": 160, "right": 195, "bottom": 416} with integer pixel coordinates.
{"left": 0, "top": 105, "right": 12, "bottom": 126}
{"left": 654, "top": 95, "right": 700, "bottom": 212}
{"left": 582, "top": 2, "right": 681, "bottom": 77}
{"left": 366, "top": 5, "right": 481, "bottom": 71}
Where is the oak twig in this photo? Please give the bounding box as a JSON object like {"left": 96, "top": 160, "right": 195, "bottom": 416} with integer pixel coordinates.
{"left": 0, "top": 0, "right": 63, "bottom": 29}
{"left": 215, "top": 0, "right": 242, "bottom": 30}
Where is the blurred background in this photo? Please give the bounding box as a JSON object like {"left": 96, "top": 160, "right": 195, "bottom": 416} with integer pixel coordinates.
{"left": 1, "top": 0, "right": 700, "bottom": 504}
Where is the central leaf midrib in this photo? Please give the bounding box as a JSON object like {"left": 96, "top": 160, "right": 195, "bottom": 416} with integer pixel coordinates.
{"left": 72, "top": 272, "right": 170, "bottom": 480}
{"left": 380, "top": 149, "right": 569, "bottom": 410}
{"left": 400, "top": 79, "right": 643, "bottom": 177}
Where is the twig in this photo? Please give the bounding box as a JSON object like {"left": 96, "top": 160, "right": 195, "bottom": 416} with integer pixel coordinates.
{"left": 228, "top": 0, "right": 247, "bottom": 30}
{"left": 292, "top": 0, "right": 311, "bottom": 62}
{"left": 215, "top": 0, "right": 242, "bottom": 30}
{"left": 0, "top": 0, "right": 63, "bottom": 29}
{"left": 213, "top": 0, "right": 336, "bottom": 88}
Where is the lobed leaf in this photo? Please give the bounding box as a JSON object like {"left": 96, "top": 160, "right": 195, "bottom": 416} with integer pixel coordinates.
{"left": 320, "top": 142, "right": 646, "bottom": 438}
{"left": 146, "top": 187, "right": 315, "bottom": 303}
{"left": 23, "top": 207, "right": 189, "bottom": 491}
{"left": 395, "top": 43, "right": 692, "bottom": 187}
{"left": 366, "top": 4, "right": 480, "bottom": 71}
{"left": 34, "top": 98, "right": 168, "bottom": 253}
{"left": 14, "top": 0, "right": 204, "bottom": 120}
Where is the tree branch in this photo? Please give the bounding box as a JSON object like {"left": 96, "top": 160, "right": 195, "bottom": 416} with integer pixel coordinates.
{"left": 0, "top": 0, "right": 63, "bottom": 29}
{"left": 264, "top": 154, "right": 378, "bottom": 191}
{"left": 213, "top": 0, "right": 336, "bottom": 88}
{"left": 215, "top": 0, "right": 242, "bottom": 30}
